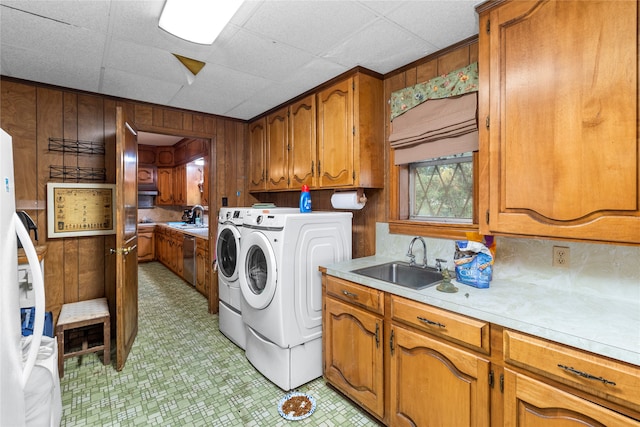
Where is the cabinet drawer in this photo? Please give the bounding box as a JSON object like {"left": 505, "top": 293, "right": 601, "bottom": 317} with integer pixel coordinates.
{"left": 325, "top": 276, "right": 384, "bottom": 315}
{"left": 390, "top": 295, "right": 490, "bottom": 354}
{"left": 504, "top": 330, "right": 640, "bottom": 411}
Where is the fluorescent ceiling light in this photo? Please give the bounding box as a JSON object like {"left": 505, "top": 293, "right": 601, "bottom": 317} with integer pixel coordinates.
{"left": 159, "top": 0, "right": 243, "bottom": 45}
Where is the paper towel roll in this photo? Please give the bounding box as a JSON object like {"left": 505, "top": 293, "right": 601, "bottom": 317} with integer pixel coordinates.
{"left": 331, "top": 191, "right": 366, "bottom": 210}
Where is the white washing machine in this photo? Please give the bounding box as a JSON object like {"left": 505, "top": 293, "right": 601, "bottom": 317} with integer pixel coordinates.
{"left": 216, "top": 207, "right": 246, "bottom": 349}
{"left": 239, "top": 210, "right": 352, "bottom": 390}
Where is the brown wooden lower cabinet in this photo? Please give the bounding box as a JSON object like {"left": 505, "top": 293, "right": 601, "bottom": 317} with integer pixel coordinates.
{"left": 389, "top": 325, "right": 490, "bottom": 427}
{"left": 195, "top": 237, "right": 209, "bottom": 297}
{"left": 321, "top": 272, "right": 640, "bottom": 426}
{"left": 154, "top": 225, "right": 209, "bottom": 300}
{"left": 137, "top": 225, "right": 155, "bottom": 262}
{"left": 504, "top": 371, "right": 639, "bottom": 426}
{"left": 324, "top": 296, "right": 385, "bottom": 419}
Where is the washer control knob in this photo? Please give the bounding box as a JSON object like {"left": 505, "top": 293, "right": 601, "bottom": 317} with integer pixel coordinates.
{"left": 256, "top": 215, "right": 263, "bottom": 224}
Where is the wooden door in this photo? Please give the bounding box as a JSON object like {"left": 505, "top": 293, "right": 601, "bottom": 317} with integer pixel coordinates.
{"left": 504, "top": 370, "right": 638, "bottom": 427}
{"left": 114, "top": 106, "right": 138, "bottom": 371}
{"left": 389, "top": 325, "right": 490, "bottom": 427}
{"left": 317, "top": 77, "right": 355, "bottom": 187}
{"left": 479, "top": 0, "right": 639, "bottom": 243}
{"left": 267, "top": 107, "right": 289, "bottom": 190}
{"left": 324, "top": 297, "right": 384, "bottom": 419}
{"left": 248, "top": 118, "right": 267, "bottom": 191}
{"left": 289, "top": 95, "right": 316, "bottom": 189}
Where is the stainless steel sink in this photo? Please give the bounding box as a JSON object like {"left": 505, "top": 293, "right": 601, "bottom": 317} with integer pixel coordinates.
{"left": 351, "top": 261, "right": 443, "bottom": 290}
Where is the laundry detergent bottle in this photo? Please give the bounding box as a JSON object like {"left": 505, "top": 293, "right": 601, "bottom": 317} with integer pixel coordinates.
{"left": 299, "top": 184, "right": 312, "bottom": 213}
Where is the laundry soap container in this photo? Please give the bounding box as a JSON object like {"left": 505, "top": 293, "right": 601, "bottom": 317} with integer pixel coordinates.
{"left": 299, "top": 185, "right": 311, "bottom": 213}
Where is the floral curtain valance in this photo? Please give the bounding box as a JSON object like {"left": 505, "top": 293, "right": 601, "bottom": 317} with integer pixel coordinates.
{"left": 390, "top": 62, "right": 478, "bottom": 121}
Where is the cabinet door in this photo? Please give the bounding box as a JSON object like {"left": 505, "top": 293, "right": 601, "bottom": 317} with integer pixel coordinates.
{"left": 389, "top": 325, "right": 490, "bottom": 427}
{"left": 324, "top": 297, "right": 384, "bottom": 420}
{"left": 504, "top": 370, "right": 639, "bottom": 427}
{"left": 137, "top": 166, "right": 156, "bottom": 189}
{"left": 248, "top": 118, "right": 267, "bottom": 192}
{"left": 317, "top": 77, "right": 355, "bottom": 187}
{"left": 266, "top": 107, "right": 289, "bottom": 190}
{"left": 137, "top": 231, "right": 154, "bottom": 262}
{"left": 479, "top": 0, "right": 639, "bottom": 244}
{"left": 289, "top": 95, "right": 316, "bottom": 189}
{"left": 173, "top": 164, "right": 186, "bottom": 205}
{"left": 157, "top": 168, "right": 173, "bottom": 205}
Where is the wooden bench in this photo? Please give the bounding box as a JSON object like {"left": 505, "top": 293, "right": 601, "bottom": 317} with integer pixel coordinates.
{"left": 56, "top": 297, "right": 110, "bottom": 377}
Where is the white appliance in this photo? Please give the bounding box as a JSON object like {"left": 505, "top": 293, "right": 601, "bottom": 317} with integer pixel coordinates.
{"left": 0, "top": 128, "right": 62, "bottom": 426}
{"left": 239, "top": 210, "right": 352, "bottom": 390}
{"left": 216, "top": 207, "right": 298, "bottom": 349}
{"left": 216, "top": 207, "right": 247, "bottom": 349}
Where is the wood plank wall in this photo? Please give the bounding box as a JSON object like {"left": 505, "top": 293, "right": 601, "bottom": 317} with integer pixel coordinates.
{"left": 1, "top": 77, "right": 247, "bottom": 318}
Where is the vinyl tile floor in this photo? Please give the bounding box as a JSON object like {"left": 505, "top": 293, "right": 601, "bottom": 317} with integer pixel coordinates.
{"left": 60, "top": 262, "right": 380, "bottom": 426}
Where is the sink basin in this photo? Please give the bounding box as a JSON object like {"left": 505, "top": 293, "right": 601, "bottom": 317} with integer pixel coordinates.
{"left": 351, "top": 261, "right": 443, "bottom": 290}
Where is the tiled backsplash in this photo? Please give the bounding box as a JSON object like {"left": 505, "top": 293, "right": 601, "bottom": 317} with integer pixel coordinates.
{"left": 376, "top": 222, "right": 639, "bottom": 302}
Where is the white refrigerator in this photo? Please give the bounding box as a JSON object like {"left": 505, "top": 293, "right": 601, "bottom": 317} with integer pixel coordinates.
{"left": 0, "top": 128, "right": 62, "bottom": 426}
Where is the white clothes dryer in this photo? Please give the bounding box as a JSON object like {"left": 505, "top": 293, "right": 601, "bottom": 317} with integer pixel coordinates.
{"left": 216, "top": 207, "right": 246, "bottom": 349}
{"left": 238, "top": 210, "right": 352, "bottom": 390}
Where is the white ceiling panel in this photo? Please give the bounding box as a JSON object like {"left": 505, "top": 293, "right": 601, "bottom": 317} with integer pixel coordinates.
{"left": 101, "top": 67, "right": 182, "bottom": 105}
{"left": 0, "top": 0, "right": 481, "bottom": 120}
{"left": 169, "top": 62, "right": 273, "bottom": 116}
{"left": 241, "top": 1, "right": 378, "bottom": 55}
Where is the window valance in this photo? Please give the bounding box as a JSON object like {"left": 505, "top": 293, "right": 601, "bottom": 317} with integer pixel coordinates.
{"left": 390, "top": 92, "right": 478, "bottom": 165}
{"left": 390, "top": 62, "right": 478, "bottom": 121}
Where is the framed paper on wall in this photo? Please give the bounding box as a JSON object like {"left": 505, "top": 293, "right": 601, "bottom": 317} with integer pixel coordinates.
{"left": 47, "top": 182, "right": 116, "bottom": 238}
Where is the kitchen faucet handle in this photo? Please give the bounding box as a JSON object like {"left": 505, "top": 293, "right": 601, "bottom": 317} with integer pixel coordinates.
{"left": 435, "top": 258, "right": 447, "bottom": 272}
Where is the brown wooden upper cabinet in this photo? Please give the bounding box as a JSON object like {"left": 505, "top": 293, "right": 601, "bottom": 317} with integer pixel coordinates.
{"left": 248, "top": 118, "right": 267, "bottom": 192}
{"left": 477, "top": 0, "right": 639, "bottom": 244}
{"left": 249, "top": 70, "right": 384, "bottom": 192}
{"left": 317, "top": 72, "right": 383, "bottom": 189}
{"left": 265, "top": 95, "right": 317, "bottom": 191}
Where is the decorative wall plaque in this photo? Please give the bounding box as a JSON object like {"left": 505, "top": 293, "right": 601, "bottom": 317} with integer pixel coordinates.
{"left": 47, "top": 183, "right": 116, "bottom": 238}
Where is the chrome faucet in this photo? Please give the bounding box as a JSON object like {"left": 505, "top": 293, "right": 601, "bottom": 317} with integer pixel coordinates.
{"left": 406, "top": 236, "right": 428, "bottom": 268}
{"left": 191, "top": 205, "right": 204, "bottom": 225}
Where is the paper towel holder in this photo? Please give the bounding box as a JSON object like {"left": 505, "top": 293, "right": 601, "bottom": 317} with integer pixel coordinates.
{"left": 331, "top": 188, "right": 367, "bottom": 210}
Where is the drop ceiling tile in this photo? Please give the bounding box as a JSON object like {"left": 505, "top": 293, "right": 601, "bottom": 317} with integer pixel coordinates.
{"left": 1, "top": 0, "right": 111, "bottom": 32}
{"left": 168, "top": 63, "right": 273, "bottom": 117}
{"left": 250, "top": 58, "right": 348, "bottom": 107}
{"left": 241, "top": 0, "right": 378, "bottom": 56}
{"left": 324, "top": 19, "right": 437, "bottom": 74}
{"left": 104, "top": 38, "right": 186, "bottom": 84}
{"left": 0, "top": 44, "right": 102, "bottom": 92}
{"left": 205, "top": 28, "right": 317, "bottom": 82}
{"left": 101, "top": 67, "right": 183, "bottom": 106}
{"left": 384, "top": 1, "right": 479, "bottom": 48}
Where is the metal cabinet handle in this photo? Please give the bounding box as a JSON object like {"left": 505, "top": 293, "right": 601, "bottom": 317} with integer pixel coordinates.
{"left": 417, "top": 316, "right": 446, "bottom": 328}
{"left": 342, "top": 290, "right": 358, "bottom": 299}
{"left": 557, "top": 364, "right": 616, "bottom": 386}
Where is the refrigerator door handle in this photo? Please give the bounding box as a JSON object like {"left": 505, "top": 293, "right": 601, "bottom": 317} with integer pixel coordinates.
{"left": 14, "top": 212, "right": 45, "bottom": 386}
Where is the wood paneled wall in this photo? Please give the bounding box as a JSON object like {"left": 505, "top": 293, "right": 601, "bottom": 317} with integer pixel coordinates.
{"left": 1, "top": 77, "right": 246, "bottom": 317}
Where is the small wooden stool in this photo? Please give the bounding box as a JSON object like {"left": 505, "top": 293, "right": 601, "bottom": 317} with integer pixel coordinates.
{"left": 56, "top": 297, "right": 110, "bottom": 377}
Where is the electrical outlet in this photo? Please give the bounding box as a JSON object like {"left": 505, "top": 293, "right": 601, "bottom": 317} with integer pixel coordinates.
{"left": 552, "top": 246, "right": 570, "bottom": 267}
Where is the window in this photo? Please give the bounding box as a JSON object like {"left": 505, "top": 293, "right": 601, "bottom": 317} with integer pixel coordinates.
{"left": 410, "top": 153, "right": 473, "bottom": 223}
